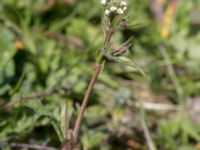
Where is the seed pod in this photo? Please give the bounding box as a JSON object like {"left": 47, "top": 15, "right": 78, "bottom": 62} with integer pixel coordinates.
{"left": 111, "top": 37, "right": 133, "bottom": 56}
{"left": 111, "top": 43, "right": 132, "bottom": 56}
{"left": 118, "top": 18, "right": 128, "bottom": 29}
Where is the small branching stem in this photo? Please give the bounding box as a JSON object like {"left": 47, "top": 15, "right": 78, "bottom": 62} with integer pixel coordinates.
{"left": 72, "top": 17, "right": 114, "bottom": 143}
{"left": 104, "top": 25, "right": 114, "bottom": 47}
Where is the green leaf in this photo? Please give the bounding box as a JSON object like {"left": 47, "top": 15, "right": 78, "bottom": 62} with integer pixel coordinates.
{"left": 60, "top": 99, "right": 68, "bottom": 139}
{"left": 25, "top": 100, "right": 64, "bottom": 141}
{"left": 114, "top": 56, "right": 149, "bottom": 81}
{"left": 82, "top": 130, "right": 107, "bottom": 149}
{"left": 0, "top": 25, "right": 16, "bottom": 72}
{"left": 182, "top": 119, "right": 200, "bottom": 142}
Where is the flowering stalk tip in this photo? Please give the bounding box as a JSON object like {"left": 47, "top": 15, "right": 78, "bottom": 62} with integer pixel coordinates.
{"left": 101, "top": 0, "right": 107, "bottom": 5}
{"left": 100, "top": 0, "right": 128, "bottom": 16}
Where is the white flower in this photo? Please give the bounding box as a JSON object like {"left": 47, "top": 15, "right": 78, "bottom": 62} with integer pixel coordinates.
{"left": 121, "top": 1, "right": 127, "bottom": 6}
{"left": 110, "top": 6, "right": 117, "bottom": 12}
{"left": 101, "top": 0, "right": 107, "bottom": 5}
{"left": 105, "top": 9, "right": 111, "bottom": 16}
{"left": 117, "top": 8, "right": 124, "bottom": 14}
{"left": 123, "top": 6, "right": 127, "bottom": 11}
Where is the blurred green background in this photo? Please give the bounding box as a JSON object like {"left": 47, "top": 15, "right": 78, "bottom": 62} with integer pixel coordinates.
{"left": 0, "top": 0, "right": 200, "bottom": 149}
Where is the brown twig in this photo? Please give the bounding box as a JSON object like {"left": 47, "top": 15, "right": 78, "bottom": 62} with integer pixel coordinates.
{"left": 0, "top": 141, "right": 58, "bottom": 150}
{"left": 4, "top": 86, "right": 69, "bottom": 109}
{"left": 73, "top": 64, "right": 102, "bottom": 141}
{"left": 141, "top": 118, "right": 156, "bottom": 150}
{"left": 139, "top": 100, "right": 156, "bottom": 150}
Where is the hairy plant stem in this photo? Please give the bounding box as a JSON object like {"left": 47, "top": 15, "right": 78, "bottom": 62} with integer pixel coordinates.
{"left": 66, "top": 16, "right": 115, "bottom": 149}
{"left": 73, "top": 64, "right": 102, "bottom": 141}
{"left": 72, "top": 17, "right": 114, "bottom": 143}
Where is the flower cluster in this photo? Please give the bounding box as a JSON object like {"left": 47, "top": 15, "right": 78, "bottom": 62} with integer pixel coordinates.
{"left": 100, "top": 0, "right": 127, "bottom": 16}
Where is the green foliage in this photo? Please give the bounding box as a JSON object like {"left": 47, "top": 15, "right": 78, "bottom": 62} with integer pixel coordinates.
{"left": 0, "top": 0, "right": 200, "bottom": 149}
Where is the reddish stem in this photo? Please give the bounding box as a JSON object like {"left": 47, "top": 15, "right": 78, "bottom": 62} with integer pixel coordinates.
{"left": 73, "top": 64, "right": 102, "bottom": 141}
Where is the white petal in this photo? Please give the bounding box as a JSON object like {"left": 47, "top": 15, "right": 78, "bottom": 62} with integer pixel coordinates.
{"left": 110, "top": 6, "right": 117, "bottom": 12}
{"left": 123, "top": 6, "right": 127, "bottom": 11}
{"left": 105, "top": 9, "right": 111, "bottom": 15}
{"left": 101, "top": 0, "right": 107, "bottom": 5}
{"left": 117, "top": 8, "right": 124, "bottom": 14}
{"left": 121, "top": 1, "right": 127, "bottom": 6}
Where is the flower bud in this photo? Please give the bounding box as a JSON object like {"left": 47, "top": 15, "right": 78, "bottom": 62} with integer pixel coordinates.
{"left": 117, "top": 8, "right": 124, "bottom": 14}
{"left": 121, "top": 1, "right": 127, "bottom": 6}
{"left": 101, "top": 0, "right": 107, "bottom": 5}
{"left": 105, "top": 9, "right": 111, "bottom": 16}
{"left": 110, "top": 6, "right": 117, "bottom": 12}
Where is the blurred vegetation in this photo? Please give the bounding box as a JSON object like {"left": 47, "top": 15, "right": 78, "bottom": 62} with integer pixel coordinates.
{"left": 0, "top": 0, "right": 200, "bottom": 149}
